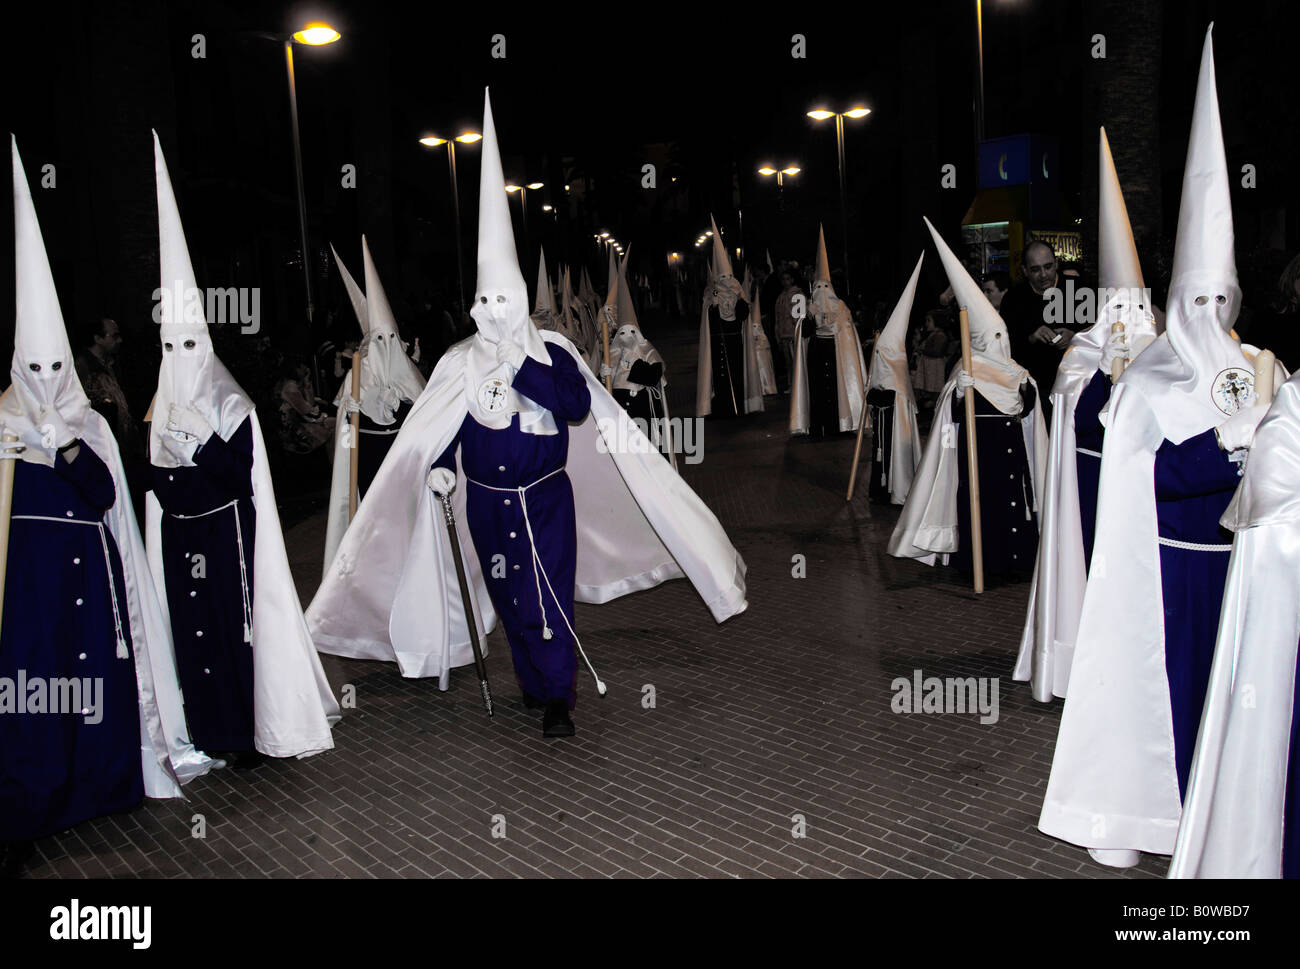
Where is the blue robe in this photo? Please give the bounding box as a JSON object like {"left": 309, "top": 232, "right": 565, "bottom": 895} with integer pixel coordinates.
{"left": 952, "top": 385, "right": 1039, "bottom": 576}
{"left": 433, "top": 344, "right": 592, "bottom": 707}
{"left": 0, "top": 446, "right": 143, "bottom": 840}
{"left": 1073, "top": 370, "right": 1110, "bottom": 570}
{"left": 358, "top": 399, "right": 412, "bottom": 499}
{"left": 150, "top": 417, "right": 256, "bottom": 752}
{"left": 865, "top": 387, "right": 896, "bottom": 503}
{"left": 1152, "top": 428, "right": 1240, "bottom": 796}
{"left": 707, "top": 301, "right": 747, "bottom": 419}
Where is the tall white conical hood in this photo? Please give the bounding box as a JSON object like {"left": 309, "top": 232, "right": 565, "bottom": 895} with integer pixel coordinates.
{"left": 710, "top": 215, "right": 733, "bottom": 279}
{"left": 616, "top": 250, "right": 639, "bottom": 328}
{"left": 870, "top": 252, "right": 924, "bottom": 400}
{"left": 3, "top": 135, "right": 90, "bottom": 459}
{"left": 359, "top": 235, "right": 424, "bottom": 416}
{"left": 330, "top": 242, "right": 368, "bottom": 333}
{"left": 814, "top": 224, "right": 833, "bottom": 287}
{"left": 150, "top": 130, "right": 252, "bottom": 468}
{"left": 1098, "top": 127, "right": 1144, "bottom": 294}
{"left": 603, "top": 246, "right": 619, "bottom": 309}
{"left": 533, "top": 247, "right": 556, "bottom": 314}
{"left": 923, "top": 216, "right": 1011, "bottom": 362}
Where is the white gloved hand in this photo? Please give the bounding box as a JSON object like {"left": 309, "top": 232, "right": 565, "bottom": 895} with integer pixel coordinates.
{"left": 955, "top": 369, "right": 975, "bottom": 399}
{"left": 495, "top": 339, "right": 527, "bottom": 370}
{"left": 36, "top": 409, "right": 76, "bottom": 450}
{"left": 166, "top": 403, "right": 214, "bottom": 444}
{"left": 1099, "top": 331, "right": 1129, "bottom": 376}
{"left": 1215, "top": 401, "right": 1270, "bottom": 452}
{"left": 426, "top": 466, "right": 456, "bottom": 495}
{"left": 599, "top": 364, "right": 614, "bottom": 378}
{"left": 342, "top": 395, "right": 361, "bottom": 415}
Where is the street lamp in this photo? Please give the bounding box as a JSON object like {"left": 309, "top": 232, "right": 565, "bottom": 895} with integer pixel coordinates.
{"left": 419, "top": 129, "right": 481, "bottom": 315}
{"left": 758, "top": 163, "right": 801, "bottom": 212}
{"left": 505, "top": 180, "right": 544, "bottom": 260}
{"left": 807, "top": 104, "right": 870, "bottom": 293}
{"left": 283, "top": 21, "right": 341, "bottom": 324}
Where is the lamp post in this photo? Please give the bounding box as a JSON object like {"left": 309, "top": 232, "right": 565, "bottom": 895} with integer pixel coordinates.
{"left": 758, "top": 163, "right": 801, "bottom": 211}
{"left": 283, "top": 22, "right": 341, "bottom": 325}
{"left": 505, "top": 180, "right": 544, "bottom": 264}
{"left": 975, "top": 0, "right": 986, "bottom": 142}
{"left": 807, "top": 105, "right": 870, "bottom": 294}
{"left": 419, "top": 130, "right": 482, "bottom": 316}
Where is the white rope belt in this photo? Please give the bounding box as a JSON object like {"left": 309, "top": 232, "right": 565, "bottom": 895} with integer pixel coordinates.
{"left": 359, "top": 427, "right": 400, "bottom": 437}
{"left": 12, "top": 514, "right": 128, "bottom": 657}
{"left": 166, "top": 499, "right": 253, "bottom": 642}
{"left": 1076, "top": 447, "right": 1102, "bottom": 458}
{"left": 465, "top": 467, "right": 599, "bottom": 681}
{"left": 1157, "top": 537, "right": 1232, "bottom": 552}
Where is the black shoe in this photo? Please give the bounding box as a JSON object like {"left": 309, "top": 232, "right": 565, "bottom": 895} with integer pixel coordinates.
{"left": 542, "top": 699, "right": 575, "bottom": 738}
{"left": 230, "top": 750, "right": 266, "bottom": 770}
{"left": 521, "top": 692, "right": 546, "bottom": 710}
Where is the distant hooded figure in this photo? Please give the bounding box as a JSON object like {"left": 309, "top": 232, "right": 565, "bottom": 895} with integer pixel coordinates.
{"left": 1040, "top": 26, "right": 1288, "bottom": 870}
{"left": 307, "top": 89, "right": 748, "bottom": 739}
{"left": 889, "top": 218, "right": 1049, "bottom": 577}
{"left": 144, "top": 133, "right": 339, "bottom": 766}
{"left": 323, "top": 238, "right": 426, "bottom": 572}
{"left": 790, "top": 226, "right": 868, "bottom": 439}
{"left": 1015, "top": 127, "right": 1160, "bottom": 702}
{"left": 1, "top": 138, "right": 214, "bottom": 858}
{"left": 697, "top": 217, "right": 762, "bottom": 418}
{"left": 864, "top": 252, "right": 925, "bottom": 504}
{"left": 605, "top": 258, "right": 674, "bottom": 469}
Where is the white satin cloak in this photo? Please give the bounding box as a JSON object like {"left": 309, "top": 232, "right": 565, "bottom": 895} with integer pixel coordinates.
{"left": 0, "top": 395, "right": 217, "bottom": 798}
{"left": 308, "top": 330, "right": 749, "bottom": 679}
{"left": 145, "top": 412, "right": 340, "bottom": 758}
{"left": 695, "top": 301, "right": 764, "bottom": 416}
{"left": 867, "top": 344, "right": 922, "bottom": 506}
{"left": 788, "top": 318, "right": 869, "bottom": 437}
{"left": 1169, "top": 372, "right": 1300, "bottom": 878}
{"left": 750, "top": 300, "right": 778, "bottom": 397}
{"left": 1039, "top": 339, "right": 1285, "bottom": 858}
{"left": 887, "top": 364, "right": 1048, "bottom": 564}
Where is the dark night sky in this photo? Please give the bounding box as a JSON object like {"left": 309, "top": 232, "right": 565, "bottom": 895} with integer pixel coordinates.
{"left": 1, "top": 0, "right": 1298, "bottom": 387}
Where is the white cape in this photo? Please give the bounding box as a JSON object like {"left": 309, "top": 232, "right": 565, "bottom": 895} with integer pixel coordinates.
{"left": 146, "top": 413, "right": 340, "bottom": 758}
{"left": 308, "top": 330, "right": 748, "bottom": 678}
{"left": 867, "top": 341, "right": 922, "bottom": 505}
{"left": 1013, "top": 344, "right": 1103, "bottom": 701}
{"left": 888, "top": 364, "right": 1048, "bottom": 564}
{"left": 789, "top": 318, "right": 868, "bottom": 436}
{"left": 1169, "top": 373, "right": 1300, "bottom": 878}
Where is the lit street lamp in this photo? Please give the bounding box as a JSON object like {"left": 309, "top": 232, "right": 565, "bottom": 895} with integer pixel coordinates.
{"left": 420, "top": 129, "right": 482, "bottom": 315}
{"left": 283, "top": 21, "right": 341, "bottom": 324}
{"left": 807, "top": 104, "right": 870, "bottom": 293}
{"left": 758, "top": 163, "right": 801, "bottom": 211}
{"left": 505, "top": 180, "right": 544, "bottom": 264}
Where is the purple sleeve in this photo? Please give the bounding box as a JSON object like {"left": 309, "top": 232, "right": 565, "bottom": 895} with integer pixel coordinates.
{"left": 510, "top": 344, "right": 592, "bottom": 422}
{"left": 192, "top": 416, "right": 255, "bottom": 498}
{"left": 54, "top": 443, "right": 117, "bottom": 512}
{"left": 1154, "top": 428, "right": 1241, "bottom": 500}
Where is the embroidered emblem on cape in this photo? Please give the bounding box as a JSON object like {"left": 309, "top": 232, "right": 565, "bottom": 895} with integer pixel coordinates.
{"left": 1211, "top": 367, "right": 1255, "bottom": 416}
{"left": 478, "top": 377, "right": 509, "bottom": 413}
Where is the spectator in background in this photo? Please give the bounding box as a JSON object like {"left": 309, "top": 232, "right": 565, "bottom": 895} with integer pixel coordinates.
{"left": 1257, "top": 252, "right": 1300, "bottom": 371}
{"left": 774, "top": 268, "right": 804, "bottom": 394}
{"left": 913, "top": 309, "right": 952, "bottom": 407}
{"left": 75, "top": 317, "right": 147, "bottom": 515}
{"left": 996, "top": 240, "right": 1076, "bottom": 417}
{"left": 274, "top": 356, "right": 335, "bottom": 455}
{"left": 981, "top": 271, "right": 1011, "bottom": 311}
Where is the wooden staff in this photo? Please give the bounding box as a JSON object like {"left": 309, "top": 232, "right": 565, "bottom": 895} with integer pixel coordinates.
{"left": 959, "top": 308, "right": 984, "bottom": 594}
{"left": 348, "top": 351, "right": 361, "bottom": 521}
{"left": 601, "top": 307, "right": 613, "bottom": 393}
{"left": 1254, "top": 349, "right": 1276, "bottom": 406}
{"left": 0, "top": 429, "right": 17, "bottom": 634}
{"left": 1111, "top": 321, "right": 1127, "bottom": 382}
{"left": 846, "top": 329, "right": 880, "bottom": 501}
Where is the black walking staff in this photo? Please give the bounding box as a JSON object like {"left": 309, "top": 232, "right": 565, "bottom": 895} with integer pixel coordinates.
{"left": 435, "top": 491, "right": 494, "bottom": 717}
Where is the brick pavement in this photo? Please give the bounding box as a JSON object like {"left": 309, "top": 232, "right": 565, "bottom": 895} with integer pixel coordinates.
{"left": 18, "top": 315, "right": 1166, "bottom": 879}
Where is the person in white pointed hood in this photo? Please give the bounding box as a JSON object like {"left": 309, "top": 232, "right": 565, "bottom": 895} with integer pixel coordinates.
{"left": 1168, "top": 370, "right": 1300, "bottom": 879}
{"left": 889, "top": 218, "right": 1049, "bottom": 576}
{"left": 1, "top": 138, "right": 214, "bottom": 866}
{"left": 322, "top": 239, "right": 426, "bottom": 572}
{"left": 529, "top": 247, "right": 561, "bottom": 334}
{"left": 606, "top": 254, "right": 675, "bottom": 469}
{"left": 1015, "top": 128, "right": 1161, "bottom": 702}
{"left": 144, "top": 133, "right": 339, "bottom": 766}
{"left": 864, "top": 253, "right": 925, "bottom": 503}
{"left": 306, "top": 90, "right": 747, "bottom": 738}
{"left": 559, "top": 266, "right": 596, "bottom": 367}
{"left": 790, "top": 226, "right": 869, "bottom": 439}
{"left": 744, "top": 266, "right": 778, "bottom": 397}
{"left": 1039, "top": 26, "right": 1288, "bottom": 869}
{"left": 697, "top": 216, "right": 763, "bottom": 417}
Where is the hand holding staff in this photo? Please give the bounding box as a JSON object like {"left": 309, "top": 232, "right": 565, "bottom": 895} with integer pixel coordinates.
{"left": 958, "top": 308, "right": 984, "bottom": 594}
{"left": 847, "top": 329, "right": 880, "bottom": 501}
{"left": 348, "top": 351, "right": 361, "bottom": 521}
{"left": 601, "top": 307, "right": 613, "bottom": 393}
{"left": 435, "top": 490, "right": 494, "bottom": 717}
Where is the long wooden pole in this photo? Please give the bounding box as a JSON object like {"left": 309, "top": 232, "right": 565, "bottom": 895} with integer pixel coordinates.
{"left": 1111, "top": 321, "right": 1127, "bottom": 382}
{"left": 1255, "top": 348, "right": 1276, "bottom": 406}
{"left": 846, "top": 329, "right": 880, "bottom": 501}
{"left": 601, "top": 307, "right": 613, "bottom": 393}
{"left": 959, "top": 309, "right": 984, "bottom": 594}
{"left": 0, "top": 430, "right": 16, "bottom": 634}
{"left": 348, "top": 351, "right": 361, "bottom": 521}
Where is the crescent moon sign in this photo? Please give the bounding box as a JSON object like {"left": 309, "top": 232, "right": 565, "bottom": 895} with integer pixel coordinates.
{"left": 998, "top": 153, "right": 1008, "bottom": 181}
{"left": 1042, "top": 153, "right": 1050, "bottom": 179}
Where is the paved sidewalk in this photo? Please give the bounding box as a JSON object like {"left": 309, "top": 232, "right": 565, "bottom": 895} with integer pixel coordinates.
{"left": 20, "top": 316, "right": 1165, "bottom": 879}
